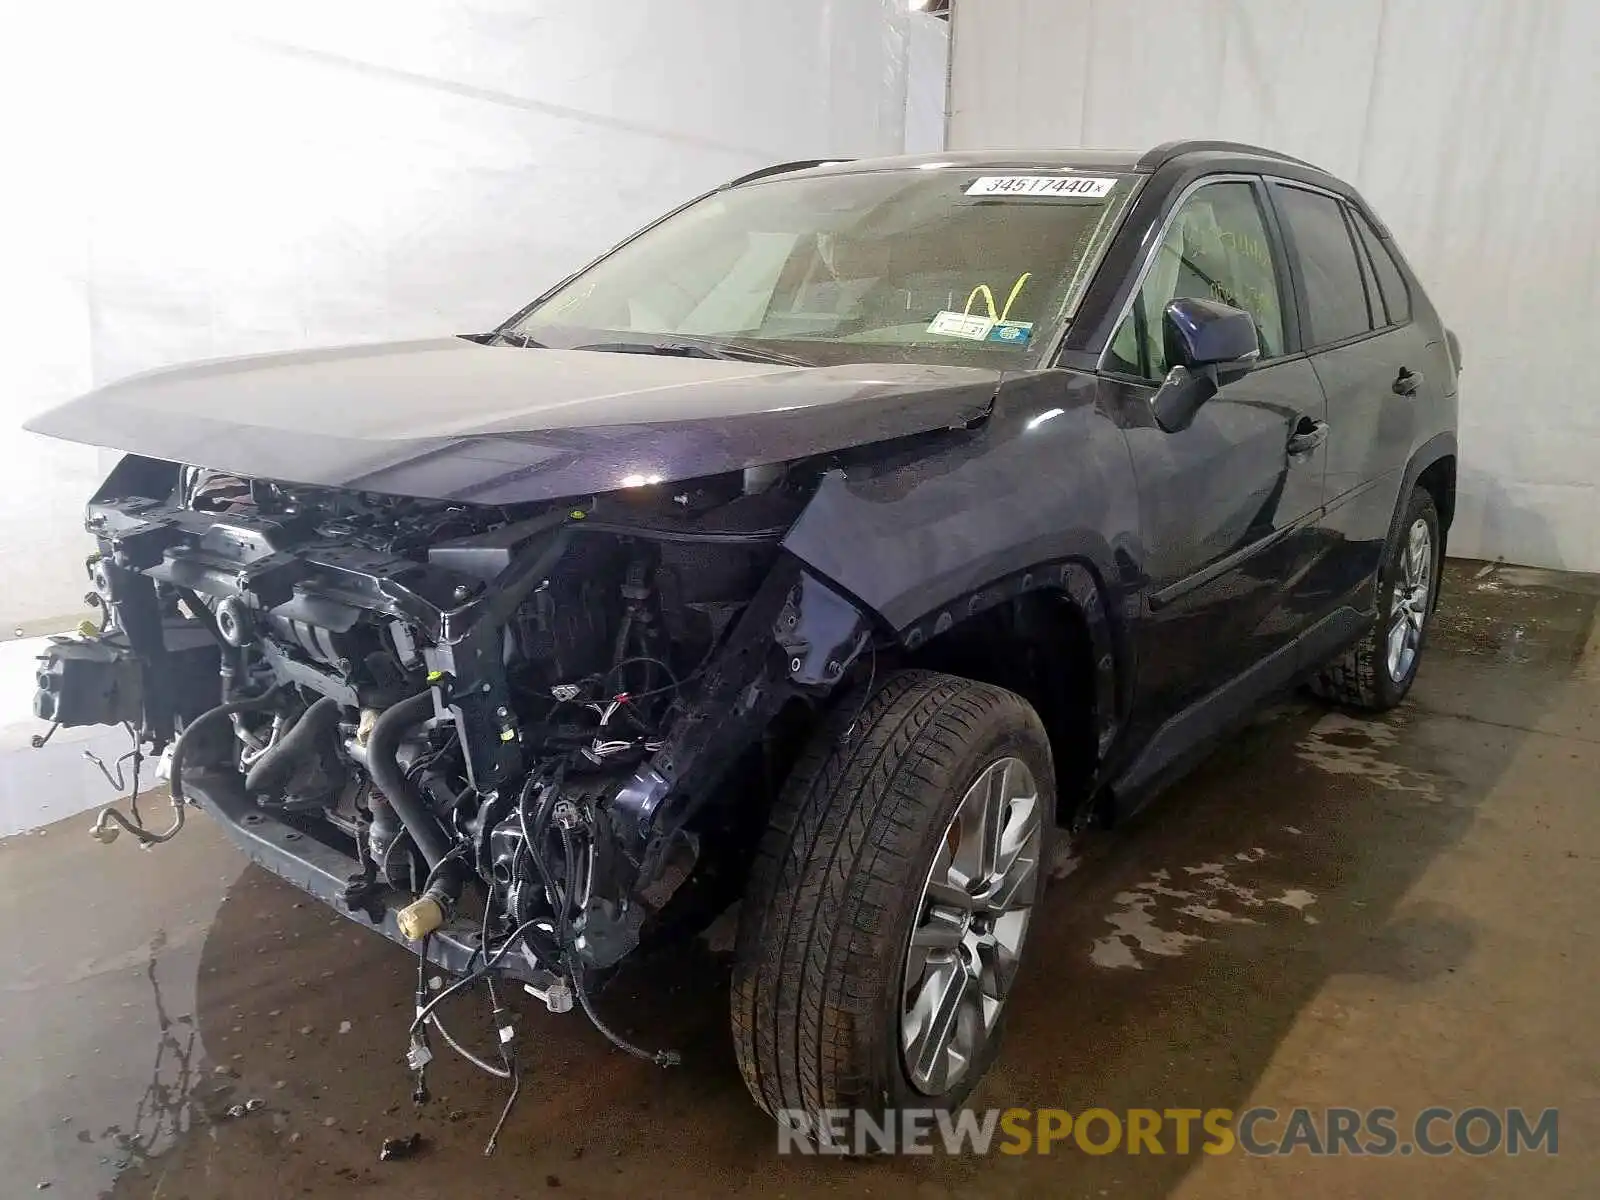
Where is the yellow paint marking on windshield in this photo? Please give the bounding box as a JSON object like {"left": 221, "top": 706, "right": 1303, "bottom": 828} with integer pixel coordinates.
{"left": 964, "top": 284, "right": 999, "bottom": 321}
{"left": 1000, "top": 272, "right": 1032, "bottom": 321}
{"left": 965, "top": 273, "right": 1034, "bottom": 324}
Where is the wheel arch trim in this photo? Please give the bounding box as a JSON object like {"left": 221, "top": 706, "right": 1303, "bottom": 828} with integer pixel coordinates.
{"left": 891, "top": 558, "right": 1126, "bottom": 761}
{"left": 1399, "top": 432, "right": 1457, "bottom": 583}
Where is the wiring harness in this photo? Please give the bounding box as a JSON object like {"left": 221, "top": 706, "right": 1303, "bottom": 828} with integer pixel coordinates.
{"left": 401, "top": 768, "right": 679, "bottom": 1155}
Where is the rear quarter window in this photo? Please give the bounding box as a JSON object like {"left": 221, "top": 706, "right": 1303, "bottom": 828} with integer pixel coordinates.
{"left": 1350, "top": 209, "right": 1412, "bottom": 325}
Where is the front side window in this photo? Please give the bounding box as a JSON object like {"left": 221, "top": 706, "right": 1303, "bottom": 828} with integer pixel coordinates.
{"left": 509, "top": 169, "right": 1138, "bottom": 368}
{"left": 1106, "top": 181, "right": 1286, "bottom": 380}
{"left": 1272, "top": 184, "right": 1372, "bottom": 346}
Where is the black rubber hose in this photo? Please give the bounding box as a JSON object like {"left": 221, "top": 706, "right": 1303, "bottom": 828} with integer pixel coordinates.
{"left": 367, "top": 691, "right": 454, "bottom": 869}
{"left": 94, "top": 689, "right": 279, "bottom": 846}
{"left": 175, "top": 691, "right": 280, "bottom": 810}
{"left": 243, "top": 695, "right": 341, "bottom": 794}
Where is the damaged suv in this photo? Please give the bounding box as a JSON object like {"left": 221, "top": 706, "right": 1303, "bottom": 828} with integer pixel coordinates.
{"left": 26, "top": 141, "right": 1458, "bottom": 1135}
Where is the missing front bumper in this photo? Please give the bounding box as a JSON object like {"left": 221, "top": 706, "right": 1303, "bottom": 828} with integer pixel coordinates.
{"left": 181, "top": 769, "right": 552, "bottom": 985}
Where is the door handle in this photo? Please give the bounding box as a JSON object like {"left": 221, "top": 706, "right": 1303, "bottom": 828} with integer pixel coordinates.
{"left": 1287, "top": 417, "right": 1329, "bottom": 457}
{"left": 1392, "top": 367, "right": 1422, "bottom": 396}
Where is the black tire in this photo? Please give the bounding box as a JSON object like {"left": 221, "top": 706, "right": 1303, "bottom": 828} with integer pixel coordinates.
{"left": 1309, "top": 486, "right": 1441, "bottom": 710}
{"left": 730, "top": 669, "right": 1054, "bottom": 1129}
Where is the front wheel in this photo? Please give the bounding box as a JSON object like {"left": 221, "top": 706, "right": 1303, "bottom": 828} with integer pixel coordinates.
{"left": 730, "top": 670, "right": 1054, "bottom": 1128}
{"left": 1310, "top": 486, "right": 1441, "bottom": 710}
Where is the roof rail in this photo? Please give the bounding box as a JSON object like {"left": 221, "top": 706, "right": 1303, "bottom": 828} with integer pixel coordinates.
{"left": 1136, "top": 140, "right": 1322, "bottom": 173}
{"left": 723, "top": 159, "right": 848, "bottom": 188}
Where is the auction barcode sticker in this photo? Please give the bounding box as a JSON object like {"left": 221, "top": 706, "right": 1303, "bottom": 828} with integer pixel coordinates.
{"left": 964, "top": 175, "right": 1117, "bottom": 198}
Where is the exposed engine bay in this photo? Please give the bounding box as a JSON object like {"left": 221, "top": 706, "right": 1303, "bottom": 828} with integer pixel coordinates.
{"left": 34, "top": 451, "right": 876, "bottom": 1147}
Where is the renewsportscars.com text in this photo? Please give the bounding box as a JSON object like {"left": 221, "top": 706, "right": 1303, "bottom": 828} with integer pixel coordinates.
{"left": 776, "top": 1106, "right": 1559, "bottom": 1157}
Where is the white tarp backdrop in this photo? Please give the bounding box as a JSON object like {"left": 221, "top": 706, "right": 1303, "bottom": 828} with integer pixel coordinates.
{"left": 950, "top": 0, "right": 1600, "bottom": 574}
{"left": 0, "top": 1, "right": 948, "bottom": 631}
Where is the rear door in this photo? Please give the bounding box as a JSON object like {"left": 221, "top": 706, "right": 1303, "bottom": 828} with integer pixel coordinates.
{"left": 1268, "top": 182, "right": 1433, "bottom": 612}
{"left": 1104, "top": 176, "right": 1329, "bottom": 728}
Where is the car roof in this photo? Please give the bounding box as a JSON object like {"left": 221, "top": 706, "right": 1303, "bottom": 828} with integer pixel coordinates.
{"left": 728, "top": 140, "right": 1332, "bottom": 187}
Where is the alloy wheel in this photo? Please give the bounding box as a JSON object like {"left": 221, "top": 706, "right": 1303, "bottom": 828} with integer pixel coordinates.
{"left": 900, "top": 755, "right": 1042, "bottom": 1095}
{"left": 1386, "top": 517, "right": 1433, "bottom": 683}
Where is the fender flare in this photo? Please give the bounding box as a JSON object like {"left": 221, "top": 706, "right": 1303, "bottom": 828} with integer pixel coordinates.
{"left": 892, "top": 558, "right": 1126, "bottom": 762}
{"left": 1395, "top": 430, "right": 1458, "bottom": 572}
{"left": 1401, "top": 431, "right": 1458, "bottom": 522}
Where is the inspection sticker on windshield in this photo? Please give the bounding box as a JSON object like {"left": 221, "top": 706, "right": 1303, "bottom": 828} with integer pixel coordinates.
{"left": 928, "top": 311, "right": 996, "bottom": 340}
{"left": 965, "top": 175, "right": 1116, "bottom": 199}
{"left": 987, "top": 320, "right": 1033, "bottom": 345}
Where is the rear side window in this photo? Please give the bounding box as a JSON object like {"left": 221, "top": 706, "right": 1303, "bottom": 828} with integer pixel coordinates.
{"left": 1350, "top": 209, "right": 1411, "bottom": 325}
{"left": 1272, "top": 184, "right": 1370, "bottom": 346}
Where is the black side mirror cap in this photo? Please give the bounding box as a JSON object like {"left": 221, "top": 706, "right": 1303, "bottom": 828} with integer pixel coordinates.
{"left": 1150, "top": 298, "right": 1261, "bottom": 432}
{"left": 1164, "top": 296, "right": 1260, "bottom": 372}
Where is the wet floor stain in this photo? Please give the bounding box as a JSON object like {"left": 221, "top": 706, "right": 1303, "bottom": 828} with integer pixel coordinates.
{"left": 1269, "top": 887, "right": 1318, "bottom": 915}
{"left": 1294, "top": 711, "right": 1442, "bottom": 800}
{"left": 1090, "top": 849, "right": 1321, "bottom": 971}
{"left": 1431, "top": 559, "right": 1599, "bottom": 666}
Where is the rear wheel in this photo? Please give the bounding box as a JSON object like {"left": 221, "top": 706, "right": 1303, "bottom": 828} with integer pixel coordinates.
{"left": 1310, "top": 486, "right": 1441, "bottom": 710}
{"left": 730, "top": 670, "right": 1053, "bottom": 1129}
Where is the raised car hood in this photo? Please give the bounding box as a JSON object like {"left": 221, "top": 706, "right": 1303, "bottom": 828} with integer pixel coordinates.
{"left": 25, "top": 337, "right": 1004, "bottom": 504}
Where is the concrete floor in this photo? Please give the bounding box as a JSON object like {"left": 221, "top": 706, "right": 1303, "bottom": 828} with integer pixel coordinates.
{"left": 3, "top": 560, "right": 1597, "bottom": 1199}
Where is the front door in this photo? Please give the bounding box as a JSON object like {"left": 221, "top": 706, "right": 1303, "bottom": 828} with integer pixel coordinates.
{"left": 1104, "top": 177, "right": 1328, "bottom": 729}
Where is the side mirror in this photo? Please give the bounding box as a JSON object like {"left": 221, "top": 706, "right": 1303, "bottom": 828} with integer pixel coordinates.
{"left": 1149, "top": 297, "right": 1260, "bottom": 432}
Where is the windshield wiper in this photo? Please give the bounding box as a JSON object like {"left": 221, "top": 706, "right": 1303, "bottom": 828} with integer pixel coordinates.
{"left": 572, "top": 340, "right": 812, "bottom": 367}
{"left": 493, "top": 330, "right": 548, "bottom": 347}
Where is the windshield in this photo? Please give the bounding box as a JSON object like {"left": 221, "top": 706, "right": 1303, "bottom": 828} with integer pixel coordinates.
{"left": 506, "top": 168, "right": 1138, "bottom": 367}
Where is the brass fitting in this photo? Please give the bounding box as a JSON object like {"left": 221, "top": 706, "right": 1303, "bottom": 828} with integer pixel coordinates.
{"left": 396, "top": 893, "right": 445, "bottom": 941}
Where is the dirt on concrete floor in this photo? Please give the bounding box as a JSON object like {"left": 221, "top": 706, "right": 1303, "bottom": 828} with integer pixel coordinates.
{"left": 1, "top": 560, "right": 1596, "bottom": 1199}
